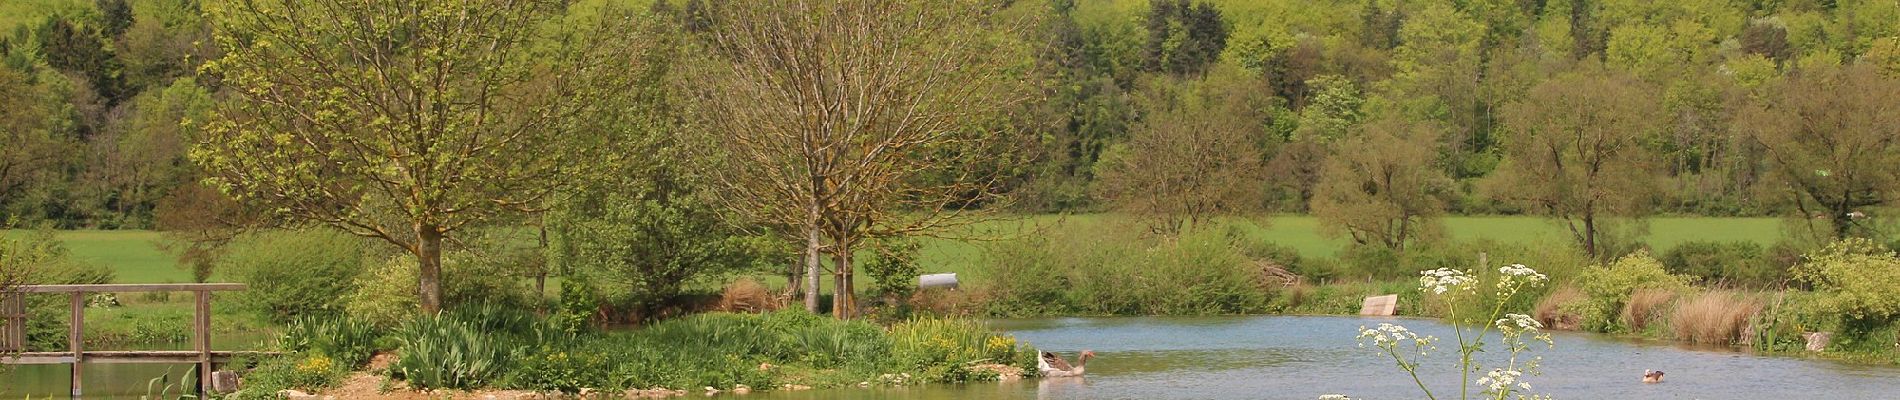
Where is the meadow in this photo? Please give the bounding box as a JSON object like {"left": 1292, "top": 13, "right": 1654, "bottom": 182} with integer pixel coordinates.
{"left": 5, "top": 215, "right": 1789, "bottom": 285}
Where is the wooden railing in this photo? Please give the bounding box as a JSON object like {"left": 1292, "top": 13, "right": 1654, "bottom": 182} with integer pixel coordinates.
{"left": 1, "top": 283, "right": 269, "bottom": 397}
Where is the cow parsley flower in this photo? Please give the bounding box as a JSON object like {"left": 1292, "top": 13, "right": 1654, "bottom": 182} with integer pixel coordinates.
{"left": 1419, "top": 268, "right": 1477, "bottom": 294}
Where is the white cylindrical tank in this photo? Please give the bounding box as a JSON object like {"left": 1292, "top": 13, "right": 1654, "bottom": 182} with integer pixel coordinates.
{"left": 918, "top": 273, "right": 959, "bottom": 289}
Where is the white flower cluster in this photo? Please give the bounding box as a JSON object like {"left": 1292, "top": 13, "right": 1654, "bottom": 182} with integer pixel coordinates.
{"left": 1419, "top": 268, "right": 1477, "bottom": 295}
{"left": 1496, "top": 263, "right": 1550, "bottom": 291}
{"left": 1357, "top": 323, "right": 1435, "bottom": 353}
{"left": 1478, "top": 368, "right": 1532, "bottom": 393}
{"left": 1496, "top": 313, "right": 1542, "bottom": 334}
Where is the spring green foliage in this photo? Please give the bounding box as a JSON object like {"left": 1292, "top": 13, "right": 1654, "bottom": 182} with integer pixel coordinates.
{"left": 282, "top": 315, "right": 382, "bottom": 370}
{"left": 550, "top": 186, "right": 766, "bottom": 319}
{"left": 346, "top": 252, "right": 536, "bottom": 328}
{"left": 862, "top": 238, "right": 923, "bottom": 304}
{"left": 219, "top": 229, "right": 367, "bottom": 323}
{"left": 1793, "top": 239, "right": 1900, "bottom": 322}
{"left": 1661, "top": 241, "right": 1784, "bottom": 287}
{"left": 389, "top": 307, "right": 533, "bottom": 390}
{"left": 1569, "top": 251, "right": 1694, "bottom": 332}
{"left": 979, "top": 223, "right": 1268, "bottom": 316}
{"left": 513, "top": 310, "right": 1028, "bottom": 392}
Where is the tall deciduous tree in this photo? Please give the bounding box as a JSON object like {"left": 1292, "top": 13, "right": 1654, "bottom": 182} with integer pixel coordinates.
{"left": 682, "top": 0, "right": 1035, "bottom": 317}
{"left": 0, "top": 67, "right": 78, "bottom": 220}
{"left": 196, "top": 0, "right": 645, "bottom": 313}
{"left": 1312, "top": 116, "right": 1451, "bottom": 252}
{"left": 1487, "top": 69, "right": 1662, "bottom": 258}
{"left": 1741, "top": 64, "right": 1900, "bottom": 240}
{"left": 1098, "top": 69, "right": 1267, "bottom": 234}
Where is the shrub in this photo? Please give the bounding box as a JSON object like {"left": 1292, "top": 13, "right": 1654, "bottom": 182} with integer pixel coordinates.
{"left": 345, "top": 252, "right": 535, "bottom": 328}
{"left": 1661, "top": 241, "right": 1783, "bottom": 287}
{"left": 862, "top": 238, "right": 923, "bottom": 304}
{"left": 549, "top": 178, "right": 771, "bottom": 318}
{"left": 3, "top": 232, "right": 116, "bottom": 350}
{"left": 1792, "top": 238, "right": 1900, "bottom": 322}
{"left": 1671, "top": 290, "right": 1763, "bottom": 345}
{"left": 220, "top": 229, "right": 367, "bottom": 322}
{"left": 975, "top": 224, "right": 1267, "bottom": 316}
{"left": 1569, "top": 251, "right": 1693, "bottom": 332}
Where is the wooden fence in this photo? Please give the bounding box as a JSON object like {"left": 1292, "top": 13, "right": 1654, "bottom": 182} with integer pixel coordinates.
{"left": 2, "top": 283, "right": 272, "bottom": 397}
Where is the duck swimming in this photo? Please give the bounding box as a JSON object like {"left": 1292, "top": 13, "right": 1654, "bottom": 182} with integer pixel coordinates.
{"left": 1038, "top": 350, "right": 1096, "bottom": 378}
{"left": 1643, "top": 369, "right": 1665, "bottom": 384}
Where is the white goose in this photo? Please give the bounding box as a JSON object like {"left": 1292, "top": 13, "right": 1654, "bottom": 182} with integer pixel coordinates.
{"left": 1038, "top": 350, "right": 1096, "bottom": 378}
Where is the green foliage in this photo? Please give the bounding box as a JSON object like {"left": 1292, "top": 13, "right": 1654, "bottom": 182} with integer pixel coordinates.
{"left": 388, "top": 309, "right": 521, "bottom": 390}
{"left": 282, "top": 315, "right": 382, "bottom": 370}
{"left": 2, "top": 231, "right": 115, "bottom": 350}
{"left": 862, "top": 238, "right": 922, "bottom": 304}
{"left": 233, "top": 354, "right": 346, "bottom": 395}
{"left": 551, "top": 183, "right": 765, "bottom": 317}
{"left": 1660, "top": 241, "right": 1784, "bottom": 287}
{"left": 220, "top": 229, "right": 366, "bottom": 323}
{"left": 345, "top": 251, "right": 535, "bottom": 328}
{"left": 1792, "top": 238, "right": 1900, "bottom": 322}
{"left": 977, "top": 223, "right": 1267, "bottom": 316}
{"left": 1569, "top": 251, "right": 1694, "bottom": 332}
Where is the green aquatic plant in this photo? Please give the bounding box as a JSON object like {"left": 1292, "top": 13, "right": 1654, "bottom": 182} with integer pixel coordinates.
{"left": 1334, "top": 263, "right": 1555, "bottom": 400}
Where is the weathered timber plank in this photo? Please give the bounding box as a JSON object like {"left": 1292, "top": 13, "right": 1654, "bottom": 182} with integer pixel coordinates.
{"left": 14, "top": 283, "right": 245, "bottom": 293}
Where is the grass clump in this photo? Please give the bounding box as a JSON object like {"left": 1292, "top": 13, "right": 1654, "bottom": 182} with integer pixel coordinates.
{"left": 1670, "top": 290, "right": 1762, "bottom": 345}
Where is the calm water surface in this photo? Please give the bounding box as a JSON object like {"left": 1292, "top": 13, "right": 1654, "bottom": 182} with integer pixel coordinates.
{"left": 9, "top": 315, "right": 1900, "bottom": 399}
{"left": 752, "top": 315, "right": 1900, "bottom": 400}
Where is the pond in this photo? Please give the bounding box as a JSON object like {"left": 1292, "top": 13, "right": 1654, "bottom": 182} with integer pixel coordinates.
{"left": 7, "top": 315, "right": 1898, "bottom": 399}
{"left": 1, "top": 330, "right": 274, "bottom": 398}
{"left": 749, "top": 315, "right": 1900, "bottom": 400}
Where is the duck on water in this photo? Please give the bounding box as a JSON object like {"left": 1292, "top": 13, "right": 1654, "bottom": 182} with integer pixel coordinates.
{"left": 1039, "top": 350, "right": 1096, "bottom": 378}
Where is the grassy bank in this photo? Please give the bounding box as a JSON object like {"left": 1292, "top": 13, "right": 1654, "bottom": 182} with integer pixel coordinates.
{"left": 235, "top": 309, "right": 1033, "bottom": 398}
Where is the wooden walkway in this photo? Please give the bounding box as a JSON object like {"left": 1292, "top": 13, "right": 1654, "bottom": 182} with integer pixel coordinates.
{"left": 2, "top": 283, "right": 272, "bottom": 397}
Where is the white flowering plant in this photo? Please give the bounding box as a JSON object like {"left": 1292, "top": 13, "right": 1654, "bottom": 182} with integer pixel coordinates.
{"left": 1331, "top": 263, "right": 1555, "bottom": 400}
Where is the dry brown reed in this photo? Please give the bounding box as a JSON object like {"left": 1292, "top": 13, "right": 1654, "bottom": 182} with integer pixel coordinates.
{"left": 717, "top": 277, "right": 783, "bottom": 313}
{"left": 1671, "top": 290, "right": 1764, "bottom": 345}
{"left": 1534, "top": 285, "right": 1584, "bottom": 330}
{"left": 1621, "top": 289, "right": 1679, "bottom": 331}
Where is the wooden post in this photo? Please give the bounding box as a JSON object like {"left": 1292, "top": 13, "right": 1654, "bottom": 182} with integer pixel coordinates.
{"left": 2, "top": 292, "right": 23, "bottom": 351}
{"left": 195, "top": 290, "right": 213, "bottom": 394}
{"left": 69, "top": 291, "right": 84, "bottom": 397}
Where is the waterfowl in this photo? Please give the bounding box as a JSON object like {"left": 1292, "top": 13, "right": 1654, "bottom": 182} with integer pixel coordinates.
{"left": 1643, "top": 369, "right": 1665, "bottom": 384}
{"left": 1039, "top": 350, "right": 1095, "bottom": 378}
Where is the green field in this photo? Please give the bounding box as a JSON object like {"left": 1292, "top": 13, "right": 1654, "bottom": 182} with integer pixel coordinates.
{"left": 6, "top": 215, "right": 1789, "bottom": 285}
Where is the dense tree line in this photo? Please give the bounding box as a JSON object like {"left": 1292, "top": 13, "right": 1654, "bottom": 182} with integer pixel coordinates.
{"left": 3, "top": 0, "right": 1900, "bottom": 312}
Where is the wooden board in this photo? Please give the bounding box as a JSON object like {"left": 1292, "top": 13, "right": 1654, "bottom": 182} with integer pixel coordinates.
{"left": 1360, "top": 294, "right": 1398, "bottom": 316}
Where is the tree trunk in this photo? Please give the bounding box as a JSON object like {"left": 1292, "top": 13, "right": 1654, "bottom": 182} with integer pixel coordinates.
{"left": 785, "top": 254, "right": 802, "bottom": 299}
{"left": 803, "top": 219, "right": 822, "bottom": 313}
{"left": 1582, "top": 213, "right": 1598, "bottom": 259}
{"left": 831, "top": 245, "right": 854, "bottom": 319}
{"left": 416, "top": 223, "right": 444, "bottom": 314}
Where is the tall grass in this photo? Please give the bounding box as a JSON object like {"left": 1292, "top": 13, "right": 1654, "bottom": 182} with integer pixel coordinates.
{"left": 1671, "top": 291, "right": 1763, "bottom": 345}
{"left": 1621, "top": 289, "right": 1678, "bottom": 333}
